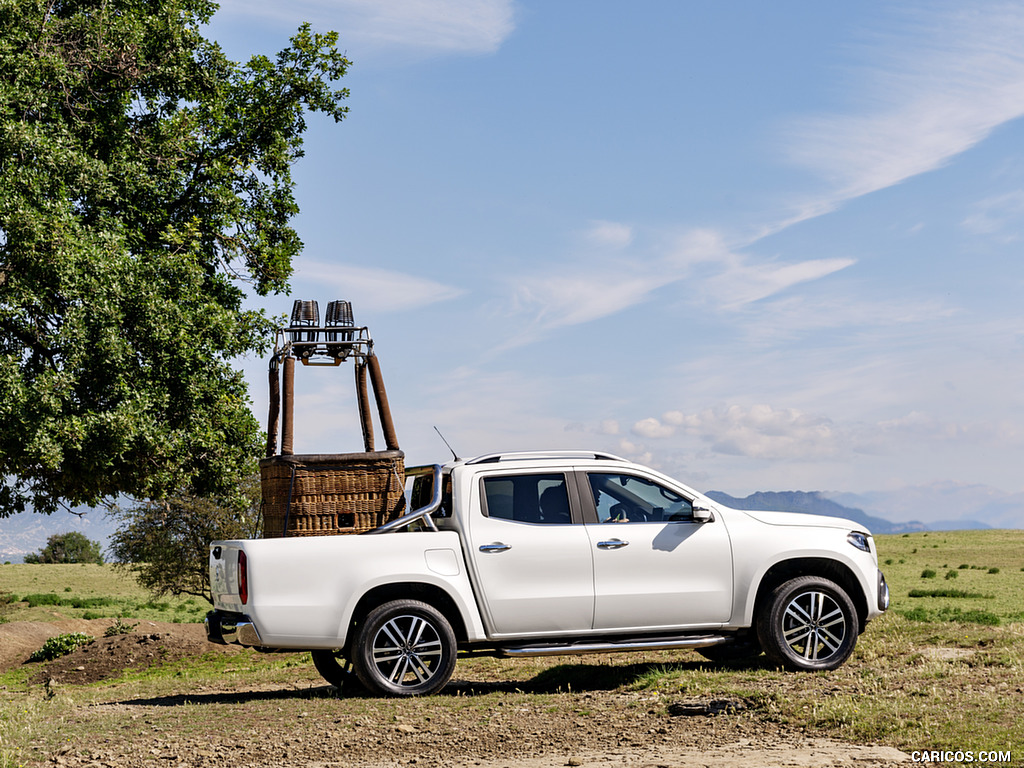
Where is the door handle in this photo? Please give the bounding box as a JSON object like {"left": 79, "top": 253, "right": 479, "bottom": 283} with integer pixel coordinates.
{"left": 479, "top": 542, "right": 512, "bottom": 553}
{"left": 597, "top": 539, "right": 629, "bottom": 550}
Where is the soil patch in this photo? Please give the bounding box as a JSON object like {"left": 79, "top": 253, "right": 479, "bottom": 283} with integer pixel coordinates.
{"left": 0, "top": 619, "right": 248, "bottom": 683}
{"left": 2, "top": 622, "right": 912, "bottom": 767}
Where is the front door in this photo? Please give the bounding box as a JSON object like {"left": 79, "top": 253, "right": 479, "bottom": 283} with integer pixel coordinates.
{"left": 581, "top": 471, "right": 734, "bottom": 630}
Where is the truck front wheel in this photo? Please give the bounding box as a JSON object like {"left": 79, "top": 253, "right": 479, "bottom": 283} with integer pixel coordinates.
{"left": 352, "top": 599, "right": 457, "bottom": 696}
{"left": 757, "top": 576, "right": 858, "bottom": 671}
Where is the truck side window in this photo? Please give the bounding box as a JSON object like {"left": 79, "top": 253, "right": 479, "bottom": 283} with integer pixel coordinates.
{"left": 482, "top": 474, "right": 572, "bottom": 525}
{"left": 407, "top": 471, "right": 453, "bottom": 518}
{"left": 587, "top": 473, "right": 693, "bottom": 523}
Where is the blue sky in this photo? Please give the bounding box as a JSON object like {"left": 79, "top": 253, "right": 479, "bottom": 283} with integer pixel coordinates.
{"left": 208, "top": 1, "right": 1024, "bottom": 501}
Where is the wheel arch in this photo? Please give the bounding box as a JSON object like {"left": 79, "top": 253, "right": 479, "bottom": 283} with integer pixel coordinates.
{"left": 751, "top": 558, "right": 869, "bottom": 631}
{"left": 348, "top": 582, "right": 469, "bottom": 649}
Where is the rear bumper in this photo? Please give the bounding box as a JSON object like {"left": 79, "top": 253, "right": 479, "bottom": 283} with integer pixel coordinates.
{"left": 205, "top": 610, "right": 263, "bottom": 647}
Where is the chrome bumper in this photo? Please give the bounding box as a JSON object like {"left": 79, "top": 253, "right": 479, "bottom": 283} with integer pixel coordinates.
{"left": 205, "top": 610, "right": 263, "bottom": 647}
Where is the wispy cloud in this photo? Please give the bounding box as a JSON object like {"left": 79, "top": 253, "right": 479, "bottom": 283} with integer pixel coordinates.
{"left": 784, "top": 2, "right": 1024, "bottom": 215}
{"left": 582, "top": 220, "right": 634, "bottom": 249}
{"left": 506, "top": 224, "right": 855, "bottom": 343}
{"left": 962, "top": 190, "right": 1024, "bottom": 239}
{"left": 299, "top": 260, "right": 464, "bottom": 312}
{"left": 218, "top": 0, "right": 516, "bottom": 55}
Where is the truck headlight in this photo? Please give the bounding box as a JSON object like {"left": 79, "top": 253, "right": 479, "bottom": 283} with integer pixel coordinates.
{"left": 847, "top": 531, "right": 871, "bottom": 553}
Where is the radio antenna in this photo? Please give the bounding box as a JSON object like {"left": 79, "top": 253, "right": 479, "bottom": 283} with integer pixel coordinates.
{"left": 433, "top": 426, "right": 460, "bottom": 461}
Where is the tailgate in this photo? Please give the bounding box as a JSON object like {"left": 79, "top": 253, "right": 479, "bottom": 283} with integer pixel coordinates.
{"left": 210, "top": 542, "right": 246, "bottom": 613}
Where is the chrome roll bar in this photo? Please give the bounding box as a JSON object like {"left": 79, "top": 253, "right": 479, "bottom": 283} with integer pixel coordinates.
{"left": 364, "top": 464, "right": 443, "bottom": 534}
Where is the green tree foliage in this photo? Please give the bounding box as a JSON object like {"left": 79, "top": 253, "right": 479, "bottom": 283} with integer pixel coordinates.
{"left": 0, "top": 0, "right": 350, "bottom": 516}
{"left": 24, "top": 530, "right": 105, "bottom": 564}
{"left": 107, "top": 474, "right": 261, "bottom": 603}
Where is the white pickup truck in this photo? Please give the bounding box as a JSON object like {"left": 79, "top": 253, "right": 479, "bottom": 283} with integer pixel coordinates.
{"left": 206, "top": 451, "right": 890, "bottom": 696}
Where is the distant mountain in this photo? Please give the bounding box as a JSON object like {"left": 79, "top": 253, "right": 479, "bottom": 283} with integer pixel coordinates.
{"left": 830, "top": 483, "right": 1024, "bottom": 530}
{"left": 0, "top": 507, "right": 117, "bottom": 563}
{"left": 705, "top": 490, "right": 929, "bottom": 534}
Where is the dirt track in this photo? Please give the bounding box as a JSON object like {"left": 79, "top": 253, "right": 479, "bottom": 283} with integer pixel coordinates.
{"left": 2, "top": 620, "right": 910, "bottom": 767}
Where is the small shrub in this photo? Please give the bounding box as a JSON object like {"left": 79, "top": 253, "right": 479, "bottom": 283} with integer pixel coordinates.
{"left": 959, "top": 564, "right": 970, "bottom": 569}
{"left": 945, "top": 570, "right": 958, "bottom": 580}
{"left": 21, "top": 593, "right": 62, "bottom": 607}
{"left": 921, "top": 569, "right": 937, "bottom": 579}
{"left": 899, "top": 607, "right": 1000, "bottom": 625}
{"left": 908, "top": 588, "right": 992, "bottom": 599}
{"left": 29, "top": 632, "right": 94, "bottom": 662}
{"left": 900, "top": 607, "right": 932, "bottom": 622}
{"left": 68, "top": 596, "right": 114, "bottom": 609}
{"left": 988, "top": 567, "right": 1000, "bottom": 574}
{"left": 104, "top": 619, "right": 138, "bottom": 637}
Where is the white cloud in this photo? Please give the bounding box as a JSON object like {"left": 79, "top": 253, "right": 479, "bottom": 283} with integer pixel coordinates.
{"left": 218, "top": 0, "right": 516, "bottom": 55}
{"left": 632, "top": 417, "right": 676, "bottom": 439}
{"left": 637, "top": 404, "right": 840, "bottom": 460}
{"left": 299, "top": 260, "right": 464, "bottom": 312}
{"left": 785, "top": 3, "right": 1024, "bottom": 211}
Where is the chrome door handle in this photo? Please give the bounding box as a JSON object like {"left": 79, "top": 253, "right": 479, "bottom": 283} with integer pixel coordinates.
{"left": 479, "top": 543, "right": 512, "bottom": 553}
{"left": 597, "top": 539, "right": 629, "bottom": 549}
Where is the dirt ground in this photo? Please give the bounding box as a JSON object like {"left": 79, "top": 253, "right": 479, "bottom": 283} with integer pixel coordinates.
{"left": 1, "top": 621, "right": 911, "bottom": 767}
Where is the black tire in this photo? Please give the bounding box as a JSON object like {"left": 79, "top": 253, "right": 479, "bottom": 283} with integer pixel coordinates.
{"left": 352, "top": 599, "right": 457, "bottom": 697}
{"left": 310, "top": 649, "right": 359, "bottom": 690}
{"left": 757, "top": 576, "right": 858, "bottom": 671}
{"left": 697, "top": 636, "right": 762, "bottom": 664}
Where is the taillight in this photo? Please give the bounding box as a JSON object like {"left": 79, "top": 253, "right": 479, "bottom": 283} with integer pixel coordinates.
{"left": 237, "top": 550, "right": 249, "bottom": 605}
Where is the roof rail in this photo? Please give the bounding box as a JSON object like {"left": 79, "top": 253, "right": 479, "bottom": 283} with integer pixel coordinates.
{"left": 465, "top": 451, "right": 629, "bottom": 465}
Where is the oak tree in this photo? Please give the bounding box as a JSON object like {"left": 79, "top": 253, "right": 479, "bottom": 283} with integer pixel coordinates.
{"left": 0, "top": 0, "right": 349, "bottom": 515}
{"left": 24, "top": 530, "right": 105, "bottom": 564}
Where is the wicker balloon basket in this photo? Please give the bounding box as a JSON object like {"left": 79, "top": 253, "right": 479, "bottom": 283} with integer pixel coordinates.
{"left": 260, "top": 451, "right": 406, "bottom": 537}
{"left": 261, "top": 301, "right": 406, "bottom": 538}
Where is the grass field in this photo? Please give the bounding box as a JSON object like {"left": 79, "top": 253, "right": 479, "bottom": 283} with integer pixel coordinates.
{"left": 1, "top": 529, "right": 1022, "bottom": 767}
{"left": 0, "top": 562, "right": 207, "bottom": 624}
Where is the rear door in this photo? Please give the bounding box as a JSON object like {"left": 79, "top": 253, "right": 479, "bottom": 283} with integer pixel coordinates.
{"left": 580, "top": 470, "right": 734, "bottom": 630}
{"left": 466, "top": 470, "right": 595, "bottom": 636}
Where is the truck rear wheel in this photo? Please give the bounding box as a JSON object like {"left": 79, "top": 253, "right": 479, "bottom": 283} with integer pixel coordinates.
{"left": 352, "top": 599, "right": 457, "bottom": 697}
{"left": 757, "top": 576, "right": 858, "bottom": 671}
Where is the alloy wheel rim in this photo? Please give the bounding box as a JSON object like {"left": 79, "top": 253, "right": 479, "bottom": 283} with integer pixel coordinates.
{"left": 781, "top": 590, "right": 847, "bottom": 661}
{"left": 371, "top": 614, "right": 444, "bottom": 687}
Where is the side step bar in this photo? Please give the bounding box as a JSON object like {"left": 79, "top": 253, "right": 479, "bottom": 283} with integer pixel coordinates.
{"left": 499, "top": 634, "right": 729, "bottom": 658}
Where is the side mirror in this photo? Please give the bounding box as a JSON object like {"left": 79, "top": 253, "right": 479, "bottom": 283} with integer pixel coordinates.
{"left": 692, "top": 505, "right": 714, "bottom": 523}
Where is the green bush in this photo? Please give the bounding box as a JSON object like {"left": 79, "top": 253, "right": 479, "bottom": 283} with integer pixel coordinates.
{"left": 921, "top": 569, "right": 937, "bottom": 579}
{"left": 945, "top": 569, "right": 958, "bottom": 580}
{"left": 29, "top": 632, "right": 94, "bottom": 662}
{"left": 24, "top": 532, "right": 104, "bottom": 565}
{"left": 988, "top": 567, "right": 1001, "bottom": 574}
{"left": 908, "top": 588, "right": 992, "bottom": 599}
{"left": 21, "top": 593, "right": 62, "bottom": 607}
{"left": 899, "top": 607, "right": 1001, "bottom": 626}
